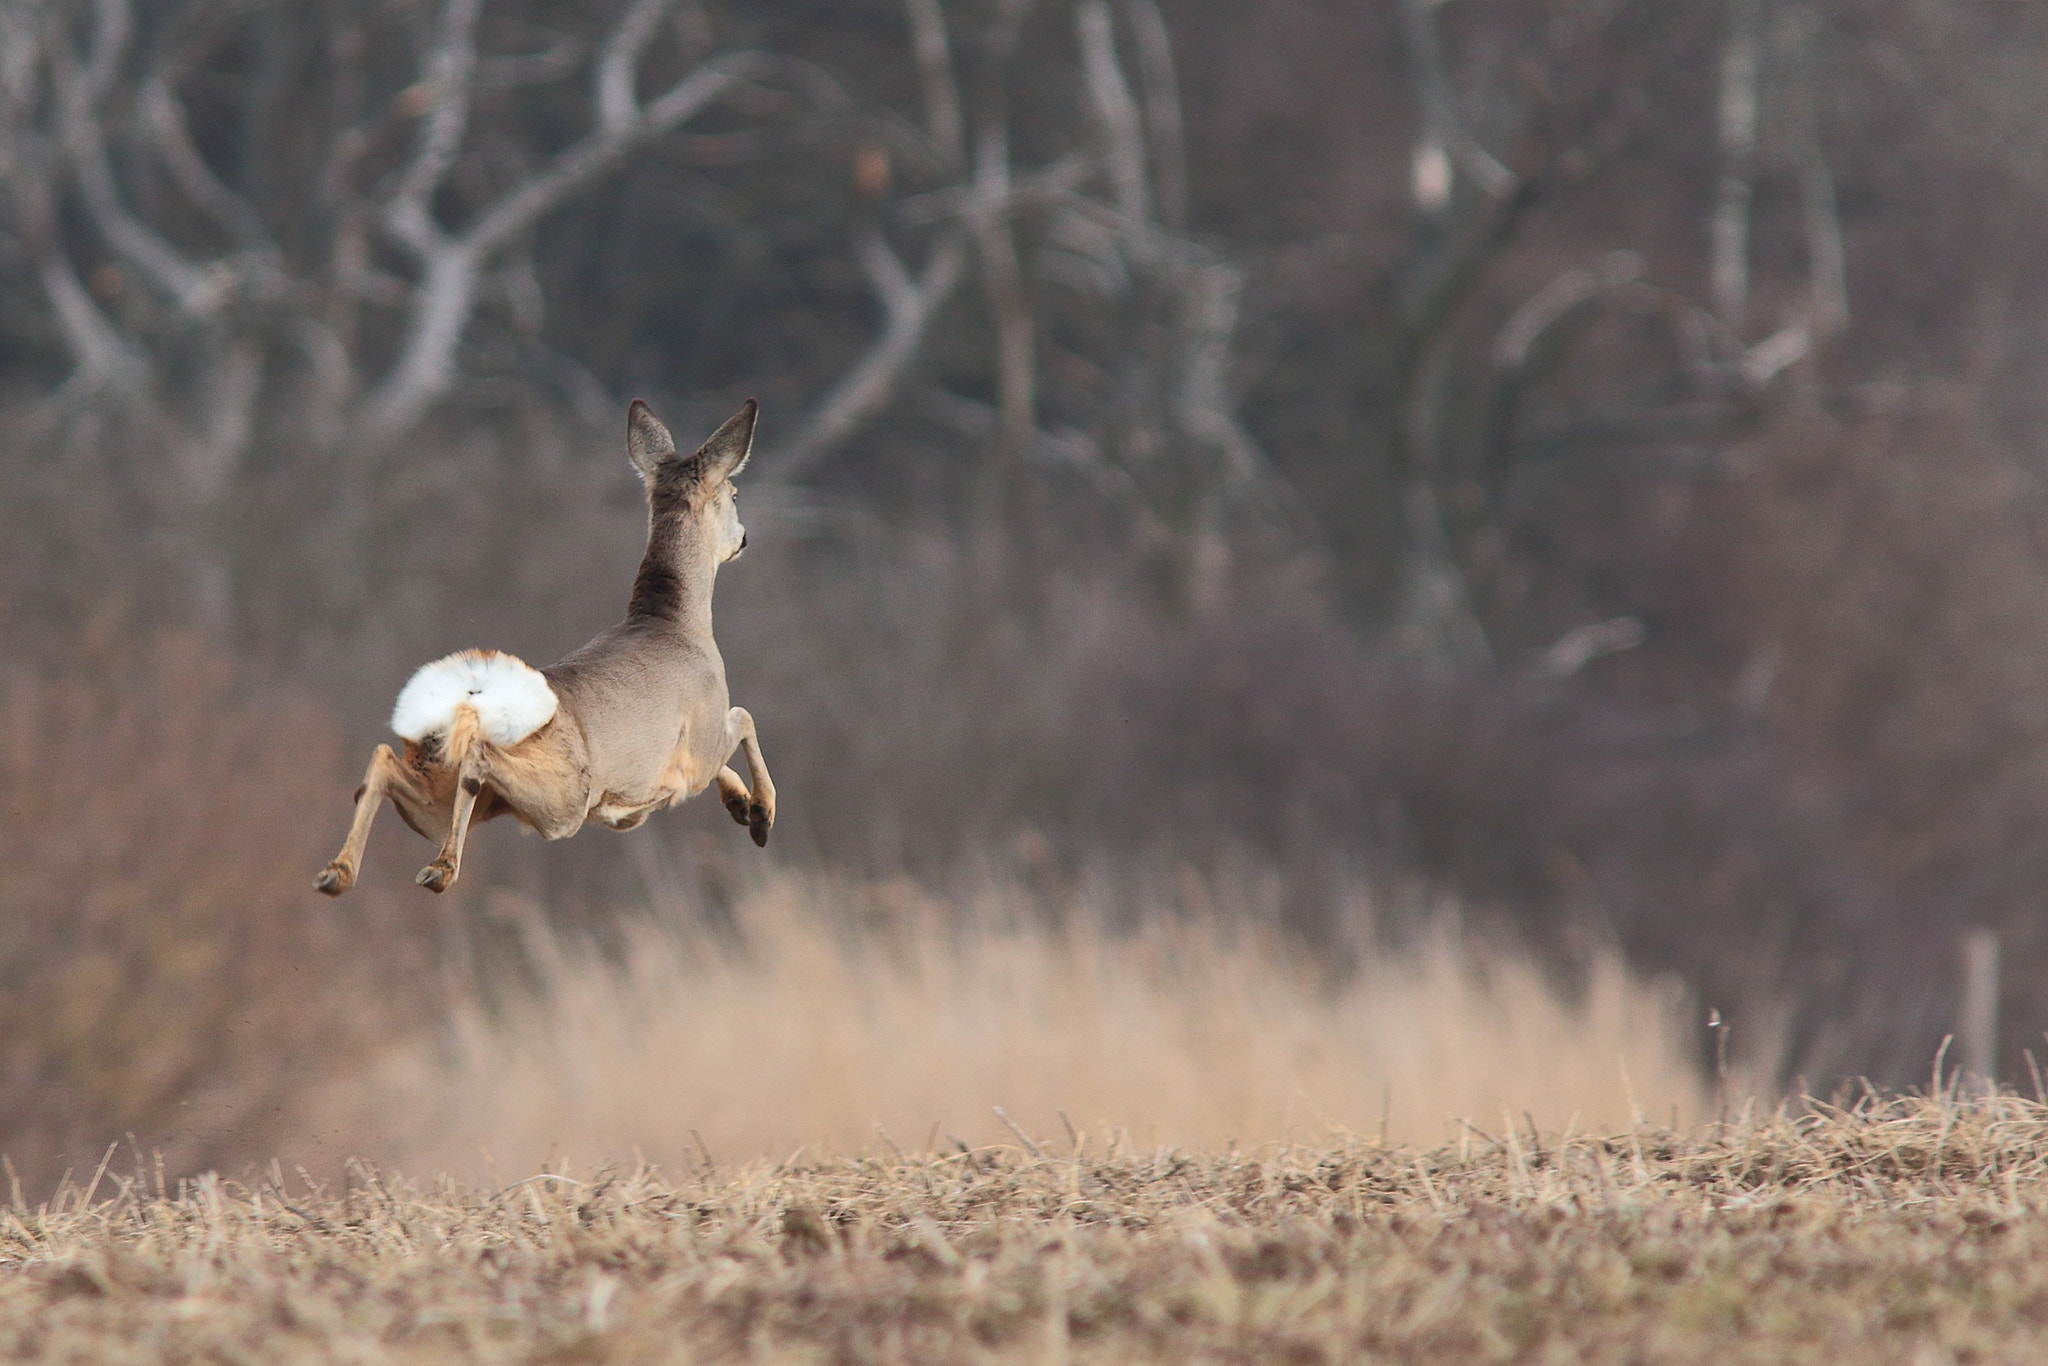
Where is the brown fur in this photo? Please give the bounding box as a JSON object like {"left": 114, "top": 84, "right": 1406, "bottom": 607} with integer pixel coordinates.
{"left": 315, "top": 400, "right": 775, "bottom": 897}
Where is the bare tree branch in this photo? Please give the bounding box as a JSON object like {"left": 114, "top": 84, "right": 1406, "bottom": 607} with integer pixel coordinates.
{"left": 1540, "top": 617, "right": 1646, "bottom": 679}
{"left": 1452, "top": 134, "right": 1516, "bottom": 201}
{"left": 1076, "top": 0, "right": 1147, "bottom": 225}
{"left": 0, "top": 6, "right": 40, "bottom": 112}
{"left": 353, "top": 253, "right": 483, "bottom": 447}
{"left": 78, "top": 0, "right": 130, "bottom": 104}
{"left": 467, "top": 54, "right": 762, "bottom": 261}
{"left": 359, "top": 49, "right": 766, "bottom": 446}
{"left": 598, "top": 0, "right": 676, "bottom": 132}
{"left": 1712, "top": 0, "right": 1765, "bottom": 325}
{"left": 53, "top": 0, "right": 229, "bottom": 317}
{"left": 1797, "top": 140, "right": 1846, "bottom": 340}
{"left": 39, "top": 253, "right": 146, "bottom": 389}
{"left": 1118, "top": 0, "right": 1184, "bottom": 231}
{"left": 969, "top": 119, "right": 1035, "bottom": 454}
{"left": 480, "top": 30, "right": 587, "bottom": 92}
{"left": 957, "top": 0, "right": 1037, "bottom": 461}
{"left": 384, "top": 0, "right": 484, "bottom": 258}
{"left": 1175, "top": 259, "right": 1256, "bottom": 482}
{"left": 0, "top": 6, "right": 137, "bottom": 390}
{"left": 0, "top": 0, "right": 1323, "bottom": 634}
{"left": 895, "top": 149, "right": 1092, "bottom": 225}
{"left": 66, "top": 132, "right": 226, "bottom": 315}
{"left": 36, "top": 0, "right": 270, "bottom": 519}
{"left": 1740, "top": 321, "right": 1809, "bottom": 385}
{"left": 1490, "top": 252, "right": 1645, "bottom": 371}
{"left": 903, "top": 0, "right": 964, "bottom": 171}
{"left": 1780, "top": 6, "right": 1845, "bottom": 340}
{"left": 9, "top": 0, "right": 782, "bottom": 457}
{"left": 140, "top": 76, "right": 273, "bottom": 254}
{"left": 1026, "top": 186, "right": 1311, "bottom": 549}
{"left": 770, "top": 227, "right": 969, "bottom": 480}
{"left": 768, "top": 0, "right": 1253, "bottom": 494}
{"left": 1393, "top": 475, "right": 1495, "bottom": 675}
{"left": 1402, "top": 0, "right": 1456, "bottom": 214}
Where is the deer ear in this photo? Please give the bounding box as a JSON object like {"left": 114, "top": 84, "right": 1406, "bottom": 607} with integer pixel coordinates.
{"left": 626, "top": 399, "right": 676, "bottom": 478}
{"left": 695, "top": 398, "right": 758, "bottom": 482}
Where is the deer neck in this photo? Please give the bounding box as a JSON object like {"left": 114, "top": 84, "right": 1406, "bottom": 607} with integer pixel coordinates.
{"left": 627, "top": 509, "right": 718, "bottom": 633}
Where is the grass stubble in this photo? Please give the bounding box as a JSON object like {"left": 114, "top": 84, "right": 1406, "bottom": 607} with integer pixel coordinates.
{"left": 8, "top": 1094, "right": 2048, "bottom": 1363}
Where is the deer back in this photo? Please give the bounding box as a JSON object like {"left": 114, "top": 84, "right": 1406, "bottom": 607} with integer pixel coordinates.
{"left": 543, "top": 618, "right": 730, "bottom": 807}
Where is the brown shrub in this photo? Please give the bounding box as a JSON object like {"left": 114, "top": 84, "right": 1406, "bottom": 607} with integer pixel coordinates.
{"left": 0, "top": 617, "right": 432, "bottom": 1191}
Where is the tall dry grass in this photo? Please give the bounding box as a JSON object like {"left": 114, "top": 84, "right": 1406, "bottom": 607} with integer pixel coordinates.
{"left": 338, "top": 870, "right": 1711, "bottom": 1180}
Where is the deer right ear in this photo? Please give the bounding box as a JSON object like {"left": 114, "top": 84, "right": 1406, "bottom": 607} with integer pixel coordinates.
{"left": 696, "top": 399, "right": 758, "bottom": 483}
{"left": 626, "top": 399, "right": 676, "bottom": 478}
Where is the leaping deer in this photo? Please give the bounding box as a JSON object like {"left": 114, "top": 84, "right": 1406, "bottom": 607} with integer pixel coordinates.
{"left": 315, "top": 399, "right": 775, "bottom": 897}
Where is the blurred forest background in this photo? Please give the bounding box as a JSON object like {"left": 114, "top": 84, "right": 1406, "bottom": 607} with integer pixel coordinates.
{"left": 6, "top": 0, "right": 2048, "bottom": 1186}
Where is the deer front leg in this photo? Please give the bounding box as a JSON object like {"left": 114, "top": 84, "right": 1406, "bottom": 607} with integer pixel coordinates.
{"left": 725, "top": 706, "right": 775, "bottom": 847}
{"left": 316, "top": 744, "right": 420, "bottom": 896}
{"left": 417, "top": 752, "right": 488, "bottom": 893}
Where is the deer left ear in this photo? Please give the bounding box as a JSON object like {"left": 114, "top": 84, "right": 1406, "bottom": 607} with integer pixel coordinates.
{"left": 626, "top": 399, "right": 676, "bottom": 478}
{"left": 696, "top": 399, "right": 757, "bottom": 483}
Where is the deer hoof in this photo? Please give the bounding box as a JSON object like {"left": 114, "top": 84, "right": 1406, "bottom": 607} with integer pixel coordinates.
{"left": 749, "top": 803, "right": 772, "bottom": 848}
{"left": 724, "top": 793, "right": 751, "bottom": 825}
{"left": 416, "top": 862, "right": 453, "bottom": 893}
{"left": 314, "top": 862, "right": 353, "bottom": 896}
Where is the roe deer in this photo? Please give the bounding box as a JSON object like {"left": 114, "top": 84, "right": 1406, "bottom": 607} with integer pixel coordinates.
{"left": 315, "top": 399, "right": 775, "bottom": 896}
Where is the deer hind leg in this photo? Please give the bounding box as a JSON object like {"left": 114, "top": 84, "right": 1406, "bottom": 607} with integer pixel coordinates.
{"left": 724, "top": 706, "right": 776, "bottom": 847}
{"left": 714, "top": 766, "right": 752, "bottom": 825}
{"left": 416, "top": 748, "right": 488, "bottom": 893}
{"left": 316, "top": 744, "right": 423, "bottom": 896}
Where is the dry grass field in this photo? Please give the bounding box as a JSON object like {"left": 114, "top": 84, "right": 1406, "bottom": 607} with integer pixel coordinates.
{"left": 9, "top": 1094, "right": 2048, "bottom": 1363}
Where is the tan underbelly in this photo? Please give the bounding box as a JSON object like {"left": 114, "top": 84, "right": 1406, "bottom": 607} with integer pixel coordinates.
{"left": 588, "top": 792, "right": 675, "bottom": 830}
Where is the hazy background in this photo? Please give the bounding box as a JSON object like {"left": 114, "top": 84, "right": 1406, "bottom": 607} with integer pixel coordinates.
{"left": 3, "top": 0, "right": 2042, "bottom": 1188}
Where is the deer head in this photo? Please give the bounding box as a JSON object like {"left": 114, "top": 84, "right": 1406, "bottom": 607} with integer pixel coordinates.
{"left": 628, "top": 398, "right": 754, "bottom": 567}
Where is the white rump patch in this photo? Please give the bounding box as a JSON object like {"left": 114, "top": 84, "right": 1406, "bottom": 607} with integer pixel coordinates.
{"left": 391, "top": 649, "right": 559, "bottom": 747}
